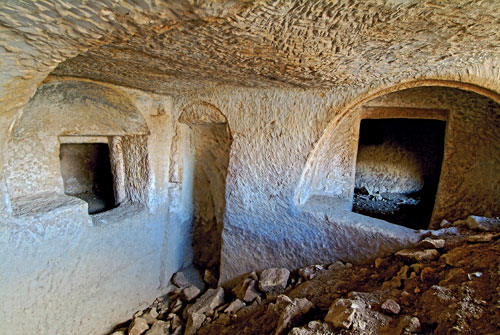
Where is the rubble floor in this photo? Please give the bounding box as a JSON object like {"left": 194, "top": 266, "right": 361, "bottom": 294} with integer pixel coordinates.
{"left": 110, "top": 227, "right": 500, "bottom": 335}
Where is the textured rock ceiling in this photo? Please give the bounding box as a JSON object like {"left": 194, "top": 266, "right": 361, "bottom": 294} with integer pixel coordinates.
{"left": 49, "top": 0, "right": 500, "bottom": 93}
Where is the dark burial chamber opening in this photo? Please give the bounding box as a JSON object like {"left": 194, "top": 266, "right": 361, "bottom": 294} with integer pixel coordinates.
{"left": 60, "top": 143, "right": 116, "bottom": 214}
{"left": 352, "top": 118, "right": 446, "bottom": 229}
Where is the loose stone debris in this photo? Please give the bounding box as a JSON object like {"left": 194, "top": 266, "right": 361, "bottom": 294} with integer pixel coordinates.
{"left": 108, "top": 215, "right": 500, "bottom": 335}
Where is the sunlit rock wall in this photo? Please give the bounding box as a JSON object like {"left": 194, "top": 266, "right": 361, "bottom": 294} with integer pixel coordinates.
{"left": 0, "top": 79, "right": 192, "bottom": 335}
{"left": 1, "top": 1, "right": 500, "bottom": 335}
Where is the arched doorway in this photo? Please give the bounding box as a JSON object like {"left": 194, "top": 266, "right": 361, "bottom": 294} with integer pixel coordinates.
{"left": 295, "top": 82, "right": 500, "bottom": 230}
{"left": 178, "top": 102, "right": 232, "bottom": 279}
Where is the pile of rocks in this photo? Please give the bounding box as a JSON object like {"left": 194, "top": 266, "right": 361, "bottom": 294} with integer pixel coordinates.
{"left": 110, "top": 265, "right": 316, "bottom": 335}
{"left": 110, "top": 215, "right": 500, "bottom": 335}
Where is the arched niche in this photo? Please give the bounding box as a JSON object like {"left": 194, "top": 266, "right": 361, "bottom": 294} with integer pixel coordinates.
{"left": 176, "top": 101, "right": 232, "bottom": 279}
{"left": 5, "top": 80, "right": 151, "bottom": 214}
{"left": 295, "top": 81, "right": 500, "bottom": 229}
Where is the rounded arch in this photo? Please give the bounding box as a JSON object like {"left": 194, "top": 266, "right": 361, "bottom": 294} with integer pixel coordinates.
{"left": 175, "top": 100, "right": 232, "bottom": 278}
{"left": 294, "top": 80, "right": 500, "bottom": 228}
{"left": 13, "top": 80, "right": 150, "bottom": 138}
{"left": 4, "top": 79, "right": 151, "bottom": 203}
{"left": 179, "top": 101, "right": 228, "bottom": 125}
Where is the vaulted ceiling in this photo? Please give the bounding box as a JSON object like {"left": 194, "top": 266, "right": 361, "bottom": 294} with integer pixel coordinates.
{"left": 48, "top": 0, "right": 500, "bottom": 94}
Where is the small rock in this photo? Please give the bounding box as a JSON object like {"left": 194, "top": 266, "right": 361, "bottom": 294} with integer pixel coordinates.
{"left": 441, "top": 248, "right": 463, "bottom": 267}
{"left": 148, "top": 308, "right": 159, "bottom": 319}
{"left": 171, "top": 298, "right": 183, "bottom": 313}
{"left": 232, "top": 278, "right": 260, "bottom": 303}
{"left": 185, "top": 312, "right": 206, "bottom": 335}
{"left": 396, "top": 249, "right": 440, "bottom": 262}
{"left": 170, "top": 314, "right": 182, "bottom": 329}
{"left": 292, "top": 320, "right": 333, "bottom": 334}
{"left": 155, "top": 297, "right": 170, "bottom": 315}
{"left": 466, "top": 233, "right": 496, "bottom": 243}
{"left": 204, "top": 269, "right": 218, "bottom": 287}
{"left": 172, "top": 272, "right": 190, "bottom": 288}
{"left": 418, "top": 237, "right": 445, "bottom": 249}
{"left": 128, "top": 317, "right": 149, "bottom": 335}
{"left": 429, "top": 227, "right": 459, "bottom": 238}
{"left": 325, "top": 298, "right": 366, "bottom": 329}
{"left": 440, "top": 219, "right": 452, "bottom": 228}
{"left": 275, "top": 297, "right": 314, "bottom": 335}
{"left": 110, "top": 328, "right": 127, "bottom": 335}
{"left": 249, "top": 271, "right": 259, "bottom": 281}
{"left": 259, "top": 268, "right": 290, "bottom": 293}
{"left": 398, "top": 316, "right": 420, "bottom": 334}
{"left": 225, "top": 299, "right": 245, "bottom": 314}
{"left": 187, "top": 287, "right": 225, "bottom": 316}
{"left": 142, "top": 313, "right": 157, "bottom": 326}
{"left": 299, "top": 265, "right": 324, "bottom": 280}
{"left": 452, "top": 219, "right": 467, "bottom": 227}
{"left": 172, "top": 267, "right": 205, "bottom": 291}
{"left": 145, "top": 320, "right": 169, "bottom": 335}
{"left": 182, "top": 285, "right": 201, "bottom": 302}
{"left": 141, "top": 308, "right": 159, "bottom": 325}
{"left": 224, "top": 271, "right": 258, "bottom": 291}
{"left": 466, "top": 215, "right": 500, "bottom": 232}
{"left": 274, "top": 294, "right": 294, "bottom": 313}
{"left": 381, "top": 299, "right": 401, "bottom": 314}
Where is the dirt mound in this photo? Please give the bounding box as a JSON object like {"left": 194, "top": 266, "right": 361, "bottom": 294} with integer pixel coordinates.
{"left": 110, "top": 221, "right": 500, "bottom": 335}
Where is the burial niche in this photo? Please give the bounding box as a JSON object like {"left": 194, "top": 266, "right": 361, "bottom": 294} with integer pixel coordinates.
{"left": 60, "top": 142, "right": 116, "bottom": 214}
{"left": 352, "top": 118, "right": 446, "bottom": 229}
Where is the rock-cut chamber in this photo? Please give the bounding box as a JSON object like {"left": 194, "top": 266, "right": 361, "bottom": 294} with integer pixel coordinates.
{"left": 352, "top": 118, "right": 446, "bottom": 229}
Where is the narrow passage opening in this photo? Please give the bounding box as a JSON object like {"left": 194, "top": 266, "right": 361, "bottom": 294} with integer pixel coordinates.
{"left": 352, "top": 118, "right": 446, "bottom": 229}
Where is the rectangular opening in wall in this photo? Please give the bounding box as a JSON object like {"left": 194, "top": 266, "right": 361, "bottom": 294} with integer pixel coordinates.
{"left": 352, "top": 118, "right": 446, "bottom": 229}
{"left": 60, "top": 143, "right": 116, "bottom": 214}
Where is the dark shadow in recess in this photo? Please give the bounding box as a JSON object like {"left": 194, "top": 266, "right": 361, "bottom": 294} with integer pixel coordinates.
{"left": 352, "top": 119, "right": 446, "bottom": 230}
{"left": 60, "top": 143, "right": 116, "bottom": 214}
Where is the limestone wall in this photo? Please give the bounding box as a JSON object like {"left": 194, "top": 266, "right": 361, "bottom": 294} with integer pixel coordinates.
{"left": 0, "top": 2, "right": 500, "bottom": 335}
{"left": 295, "top": 86, "right": 500, "bottom": 228}
{"left": 0, "top": 79, "right": 192, "bottom": 335}
{"left": 2, "top": 77, "right": 500, "bottom": 335}
{"left": 1, "top": 77, "right": 500, "bottom": 335}
{"left": 365, "top": 87, "right": 500, "bottom": 226}
{"left": 176, "top": 88, "right": 422, "bottom": 284}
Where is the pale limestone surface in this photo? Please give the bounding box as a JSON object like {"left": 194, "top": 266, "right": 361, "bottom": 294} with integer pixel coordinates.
{"left": 295, "top": 86, "right": 500, "bottom": 227}
{"left": 0, "top": 80, "right": 193, "bottom": 335}
{"left": 0, "top": 1, "right": 499, "bottom": 335}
